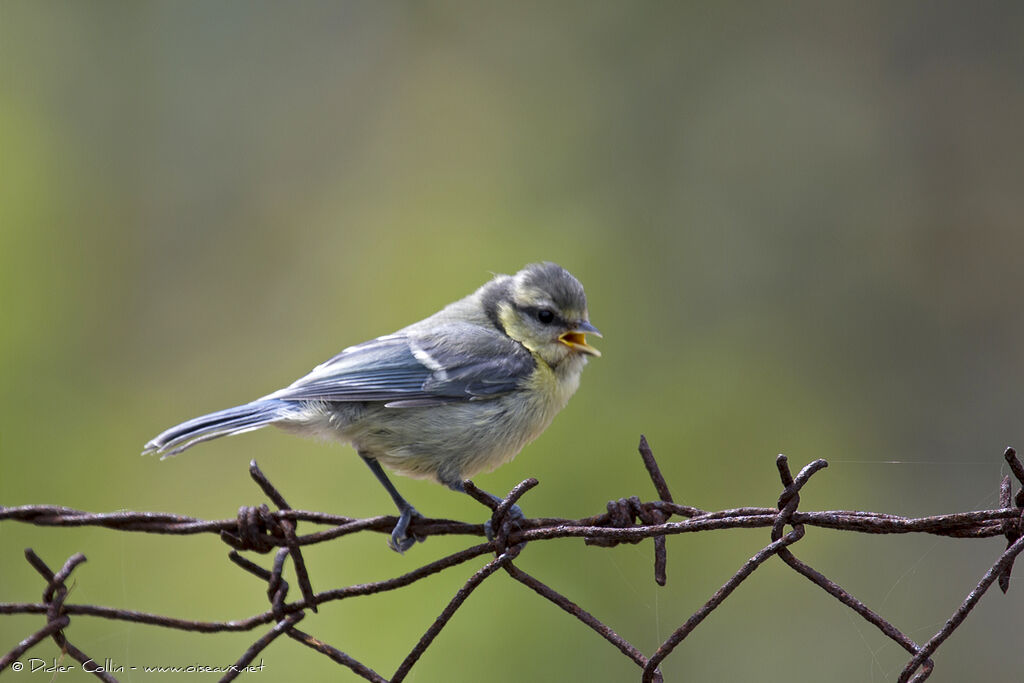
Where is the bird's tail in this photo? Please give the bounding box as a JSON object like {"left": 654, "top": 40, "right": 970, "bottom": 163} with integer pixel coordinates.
{"left": 142, "top": 398, "right": 293, "bottom": 458}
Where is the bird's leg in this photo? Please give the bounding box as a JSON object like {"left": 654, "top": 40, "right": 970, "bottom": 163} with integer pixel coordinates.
{"left": 447, "top": 480, "right": 524, "bottom": 541}
{"left": 359, "top": 452, "right": 423, "bottom": 553}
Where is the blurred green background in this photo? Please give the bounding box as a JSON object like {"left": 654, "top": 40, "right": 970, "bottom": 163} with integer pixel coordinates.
{"left": 2, "top": 2, "right": 1022, "bottom": 681}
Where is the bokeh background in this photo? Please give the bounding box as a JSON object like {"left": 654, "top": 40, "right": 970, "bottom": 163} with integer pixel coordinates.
{"left": 2, "top": 2, "right": 1023, "bottom": 681}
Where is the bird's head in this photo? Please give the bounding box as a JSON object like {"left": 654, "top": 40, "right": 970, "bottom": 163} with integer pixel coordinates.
{"left": 492, "top": 262, "right": 601, "bottom": 367}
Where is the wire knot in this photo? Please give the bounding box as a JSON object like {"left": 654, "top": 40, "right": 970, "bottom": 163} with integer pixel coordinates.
{"left": 221, "top": 503, "right": 284, "bottom": 553}
{"left": 586, "top": 496, "right": 668, "bottom": 548}
{"left": 772, "top": 455, "right": 828, "bottom": 542}
{"left": 35, "top": 551, "right": 84, "bottom": 645}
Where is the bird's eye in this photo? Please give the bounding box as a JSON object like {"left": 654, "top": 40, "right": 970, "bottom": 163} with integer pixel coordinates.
{"left": 535, "top": 308, "right": 555, "bottom": 324}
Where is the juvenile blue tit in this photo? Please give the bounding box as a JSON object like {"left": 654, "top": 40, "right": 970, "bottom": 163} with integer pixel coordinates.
{"left": 144, "top": 262, "right": 600, "bottom": 551}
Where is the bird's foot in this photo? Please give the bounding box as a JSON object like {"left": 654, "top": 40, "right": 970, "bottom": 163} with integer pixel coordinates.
{"left": 484, "top": 503, "right": 524, "bottom": 541}
{"left": 388, "top": 506, "right": 425, "bottom": 553}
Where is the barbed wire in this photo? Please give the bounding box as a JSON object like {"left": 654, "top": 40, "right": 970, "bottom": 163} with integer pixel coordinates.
{"left": 1, "top": 437, "right": 1022, "bottom": 682}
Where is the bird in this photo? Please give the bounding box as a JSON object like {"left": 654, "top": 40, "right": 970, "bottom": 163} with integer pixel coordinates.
{"left": 143, "top": 262, "right": 600, "bottom": 551}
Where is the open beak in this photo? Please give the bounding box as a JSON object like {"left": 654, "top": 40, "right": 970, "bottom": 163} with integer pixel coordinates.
{"left": 559, "top": 320, "right": 602, "bottom": 357}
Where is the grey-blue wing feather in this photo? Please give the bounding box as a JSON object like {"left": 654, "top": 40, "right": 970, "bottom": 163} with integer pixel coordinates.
{"left": 268, "top": 325, "right": 534, "bottom": 406}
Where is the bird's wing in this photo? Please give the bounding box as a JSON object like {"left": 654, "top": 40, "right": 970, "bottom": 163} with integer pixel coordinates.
{"left": 267, "top": 324, "right": 535, "bottom": 407}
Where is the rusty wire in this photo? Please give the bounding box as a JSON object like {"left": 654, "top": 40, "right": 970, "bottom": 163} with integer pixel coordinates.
{"left": 1, "top": 438, "right": 1022, "bottom": 682}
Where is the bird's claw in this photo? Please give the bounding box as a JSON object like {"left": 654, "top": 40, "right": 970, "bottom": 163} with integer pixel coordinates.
{"left": 388, "top": 506, "right": 424, "bottom": 553}
{"left": 484, "top": 503, "right": 524, "bottom": 541}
